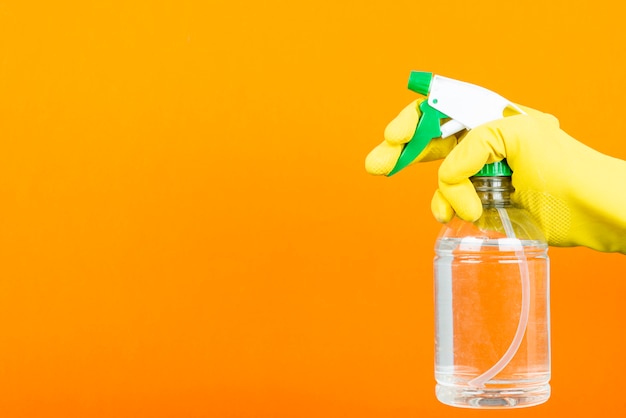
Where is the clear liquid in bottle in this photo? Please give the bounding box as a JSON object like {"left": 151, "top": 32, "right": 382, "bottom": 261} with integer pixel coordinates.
{"left": 434, "top": 175, "right": 551, "bottom": 408}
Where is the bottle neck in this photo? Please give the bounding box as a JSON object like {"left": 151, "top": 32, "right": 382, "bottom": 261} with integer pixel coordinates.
{"left": 470, "top": 176, "right": 514, "bottom": 208}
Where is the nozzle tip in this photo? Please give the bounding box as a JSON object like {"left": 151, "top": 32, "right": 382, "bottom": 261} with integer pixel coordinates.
{"left": 407, "top": 71, "right": 433, "bottom": 96}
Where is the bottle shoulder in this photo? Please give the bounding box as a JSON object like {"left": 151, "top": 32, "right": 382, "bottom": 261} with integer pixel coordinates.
{"left": 437, "top": 207, "right": 546, "bottom": 244}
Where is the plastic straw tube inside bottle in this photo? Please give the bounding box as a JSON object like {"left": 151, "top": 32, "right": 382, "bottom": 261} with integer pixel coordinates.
{"left": 467, "top": 207, "right": 531, "bottom": 388}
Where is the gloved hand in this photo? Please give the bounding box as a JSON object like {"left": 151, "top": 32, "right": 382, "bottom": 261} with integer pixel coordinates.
{"left": 365, "top": 100, "right": 626, "bottom": 254}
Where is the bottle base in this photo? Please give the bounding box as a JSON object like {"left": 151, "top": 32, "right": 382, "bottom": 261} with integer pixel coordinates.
{"left": 436, "top": 383, "right": 550, "bottom": 409}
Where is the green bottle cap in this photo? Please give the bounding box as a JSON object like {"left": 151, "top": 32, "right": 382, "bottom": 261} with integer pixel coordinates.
{"left": 407, "top": 71, "right": 433, "bottom": 96}
{"left": 473, "top": 160, "right": 513, "bottom": 177}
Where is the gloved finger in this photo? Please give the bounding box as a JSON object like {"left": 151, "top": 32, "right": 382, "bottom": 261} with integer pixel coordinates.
{"left": 437, "top": 180, "right": 483, "bottom": 222}
{"left": 383, "top": 99, "right": 423, "bottom": 145}
{"left": 431, "top": 189, "right": 455, "bottom": 223}
{"left": 365, "top": 133, "right": 458, "bottom": 175}
{"left": 365, "top": 141, "right": 403, "bottom": 175}
{"left": 436, "top": 122, "right": 509, "bottom": 221}
{"left": 415, "top": 135, "right": 457, "bottom": 162}
{"left": 438, "top": 123, "right": 508, "bottom": 185}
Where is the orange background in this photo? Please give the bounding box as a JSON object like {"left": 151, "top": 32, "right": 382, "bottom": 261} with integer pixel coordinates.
{"left": 0, "top": 1, "right": 625, "bottom": 417}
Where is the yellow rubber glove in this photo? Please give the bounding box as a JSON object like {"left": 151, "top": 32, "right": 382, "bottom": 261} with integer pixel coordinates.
{"left": 366, "top": 100, "right": 626, "bottom": 254}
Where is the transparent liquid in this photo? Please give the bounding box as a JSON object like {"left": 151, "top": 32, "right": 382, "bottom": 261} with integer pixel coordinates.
{"left": 434, "top": 237, "right": 550, "bottom": 408}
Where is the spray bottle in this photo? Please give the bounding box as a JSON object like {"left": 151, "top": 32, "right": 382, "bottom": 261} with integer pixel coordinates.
{"left": 390, "top": 72, "right": 551, "bottom": 408}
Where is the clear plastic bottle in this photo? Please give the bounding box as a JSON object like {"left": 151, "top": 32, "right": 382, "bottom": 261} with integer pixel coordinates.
{"left": 434, "top": 162, "right": 550, "bottom": 408}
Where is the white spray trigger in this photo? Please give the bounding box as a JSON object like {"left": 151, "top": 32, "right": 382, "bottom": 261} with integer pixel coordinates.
{"left": 428, "top": 75, "right": 525, "bottom": 136}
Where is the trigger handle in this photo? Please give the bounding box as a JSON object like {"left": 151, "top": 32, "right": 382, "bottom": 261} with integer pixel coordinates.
{"left": 387, "top": 101, "right": 448, "bottom": 176}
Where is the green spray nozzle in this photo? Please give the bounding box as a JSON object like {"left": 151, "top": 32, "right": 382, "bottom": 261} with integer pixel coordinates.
{"left": 388, "top": 71, "right": 522, "bottom": 177}
{"left": 407, "top": 71, "right": 433, "bottom": 96}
